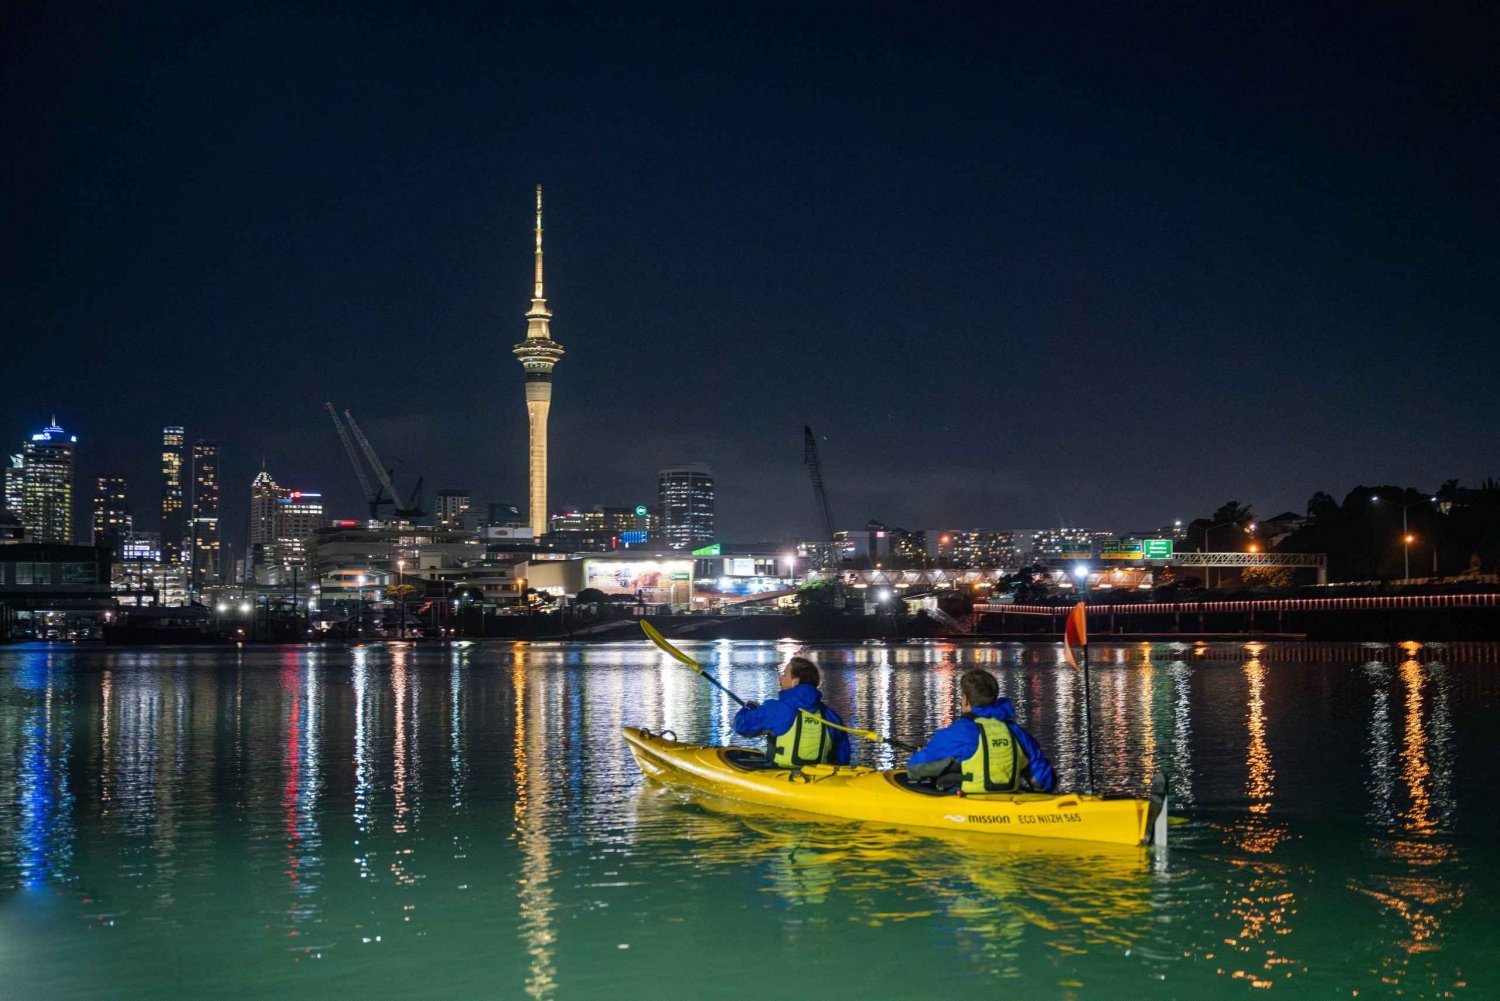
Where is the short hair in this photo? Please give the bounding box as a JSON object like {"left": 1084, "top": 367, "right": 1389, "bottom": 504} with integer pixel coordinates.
{"left": 785, "top": 656, "right": 820, "bottom": 687}
{"left": 960, "top": 669, "right": 999, "bottom": 707}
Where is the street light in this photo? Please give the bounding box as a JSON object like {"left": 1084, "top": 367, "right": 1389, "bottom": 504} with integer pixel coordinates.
{"left": 1372, "top": 495, "right": 1438, "bottom": 581}
{"left": 397, "top": 559, "right": 406, "bottom": 640}
{"left": 355, "top": 574, "right": 366, "bottom": 639}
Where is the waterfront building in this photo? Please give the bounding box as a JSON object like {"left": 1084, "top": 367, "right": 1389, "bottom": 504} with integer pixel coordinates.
{"left": 3, "top": 453, "right": 22, "bottom": 517}
{"left": 436, "top": 489, "right": 471, "bottom": 527}
{"left": 658, "top": 464, "right": 714, "bottom": 550}
{"left": 833, "top": 521, "right": 927, "bottom": 568}
{"left": 512, "top": 185, "right": 566, "bottom": 538}
{"left": 92, "top": 474, "right": 131, "bottom": 555}
{"left": 160, "top": 426, "right": 187, "bottom": 564}
{"left": 190, "top": 440, "right": 221, "bottom": 587}
{"left": 0, "top": 509, "right": 22, "bottom": 543}
{"left": 20, "top": 420, "right": 76, "bottom": 544}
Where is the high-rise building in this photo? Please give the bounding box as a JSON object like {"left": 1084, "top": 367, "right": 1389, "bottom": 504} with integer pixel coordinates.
{"left": 93, "top": 475, "right": 132, "bottom": 555}
{"left": 249, "top": 467, "right": 279, "bottom": 557}
{"left": 20, "top": 420, "right": 76, "bottom": 544}
{"left": 658, "top": 464, "right": 715, "bottom": 550}
{"left": 189, "top": 440, "right": 221, "bottom": 587}
{"left": 512, "top": 185, "right": 565, "bottom": 538}
{"left": 435, "top": 489, "right": 471, "bottom": 528}
{"left": 160, "top": 426, "right": 187, "bottom": 564}
{"left": 248, "top": 467, "right": 323, "bottom": 582}
{"left": 3, "top": 453, "right": 23, "bottom": 516}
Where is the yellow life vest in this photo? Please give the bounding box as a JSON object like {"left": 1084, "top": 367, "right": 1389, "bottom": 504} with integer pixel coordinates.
{"left": 772, "top": 708, "right": 835, "bottom": 767}
{"left": 960, "top": 714, "right": 1027, "bottom": 794}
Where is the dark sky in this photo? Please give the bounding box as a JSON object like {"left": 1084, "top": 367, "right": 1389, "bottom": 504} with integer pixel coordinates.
{"left": 4, "top": 2, "right": 1496, "bottom": 547}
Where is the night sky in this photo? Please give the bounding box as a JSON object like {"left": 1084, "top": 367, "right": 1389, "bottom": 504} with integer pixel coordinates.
{"left": 4, "top": 3, "right": 1496, "bottom": 547}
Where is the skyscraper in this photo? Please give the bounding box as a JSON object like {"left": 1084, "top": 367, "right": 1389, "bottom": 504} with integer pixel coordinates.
{"left": 160, "top": 426, "right": 187, "bottom": 564}
{"left": 20, "top": 420, "right": 76, "bottom": 544}
{"left": 512, "top": 185, "right": 565, "bottom": 538}
{"left": 3, "top": 453, "right": 23, "bottom": 516}
{"left": 93, "top": 474, "right": 132, "bottom": 555}
{"left": 658, "top": 464, "right": 715, "bottom": 550}
{"left": 249, "top": 467, "right": 323, "bottom": 583}
{"left": 190, "top": 440, "right": 221, "bottom": 587}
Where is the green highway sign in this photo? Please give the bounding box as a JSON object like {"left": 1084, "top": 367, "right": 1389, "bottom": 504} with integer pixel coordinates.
{"left": 1143, "top": 538, "right": 1174, "bottom": 559}
{"left": 1099, "top": 539, "right": 1144, "bottom": 560}
{"left": 1060, "top": 542, "right": 1093, "bottom": 558}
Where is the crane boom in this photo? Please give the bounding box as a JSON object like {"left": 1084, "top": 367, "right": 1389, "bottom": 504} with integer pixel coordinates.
{"left": 343, "top": 410, "right": 399, "bottom": 506}
{"left": 327, "top": 403, "right": 378, "bottom": 513}
{"left": 803, "top": 425, "right": 837, "bottom": 543}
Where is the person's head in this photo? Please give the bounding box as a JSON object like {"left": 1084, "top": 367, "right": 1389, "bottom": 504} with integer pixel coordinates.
{"left": 780, "top": 655, "right": 820, "bottom": 691}
{"left": 959, "top": 668, "right": 999, "bottom": 712}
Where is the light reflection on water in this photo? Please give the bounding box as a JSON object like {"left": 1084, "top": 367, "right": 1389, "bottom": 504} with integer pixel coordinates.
{"left": 0, "top": 640, "right": 1494, "bottom": 998}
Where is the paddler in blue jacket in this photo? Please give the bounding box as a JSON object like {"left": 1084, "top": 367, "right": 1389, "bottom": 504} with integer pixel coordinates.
{"left": 907, "top": 668, "right": 1057, "bottom": 793}
{"left": 733, "top": 656, "right": 852, "bottom": 767}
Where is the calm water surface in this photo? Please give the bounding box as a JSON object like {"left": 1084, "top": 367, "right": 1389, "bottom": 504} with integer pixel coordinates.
{"left": 1, "top": 640, "right": 1496, "bottom": 998}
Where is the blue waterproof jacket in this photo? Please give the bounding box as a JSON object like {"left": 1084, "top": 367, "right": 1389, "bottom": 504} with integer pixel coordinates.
{"left": 732, "top": 683, "right": 852, "bottom": 765}
{"left": 908, "top": 699, "right": 1057, "bottom": 792}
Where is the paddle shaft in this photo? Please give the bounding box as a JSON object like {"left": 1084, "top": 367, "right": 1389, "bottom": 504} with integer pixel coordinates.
{"left": 1080, "top": 643, "right": 1097, "bottom": 795}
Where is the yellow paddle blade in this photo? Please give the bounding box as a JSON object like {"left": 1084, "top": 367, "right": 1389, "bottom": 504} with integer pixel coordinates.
{"left": 639, "top": 619, "right": 702, "bottom": 671}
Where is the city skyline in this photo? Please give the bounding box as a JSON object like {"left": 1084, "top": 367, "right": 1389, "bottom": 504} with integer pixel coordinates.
{"left": 2, "top": 6, "right": 1495, "bottom": 544}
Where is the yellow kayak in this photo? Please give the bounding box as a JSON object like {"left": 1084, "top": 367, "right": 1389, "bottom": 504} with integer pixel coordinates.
{"left": 623, "top": 726, "right": 1167, "bottom": 848}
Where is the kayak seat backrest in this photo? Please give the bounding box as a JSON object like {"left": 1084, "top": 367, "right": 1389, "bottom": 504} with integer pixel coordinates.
{"left": 725, "top": 749, "right": 783, "bottom": 772}
{"left": 891, "top": 771, "right": 958, "bottom": 797}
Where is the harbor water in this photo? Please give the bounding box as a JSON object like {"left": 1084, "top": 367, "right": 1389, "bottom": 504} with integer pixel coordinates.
{"left": 1, "top": 640, "right": 1495, "bottom": 998}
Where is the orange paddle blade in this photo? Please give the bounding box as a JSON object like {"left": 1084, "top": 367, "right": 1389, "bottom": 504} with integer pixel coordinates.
{"left": 1063, "top": 601, "right": 1087, "bottom": 670}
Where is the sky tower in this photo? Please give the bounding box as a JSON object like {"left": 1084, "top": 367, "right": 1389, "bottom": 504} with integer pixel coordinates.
{"left": 512, "top": 185, "right": 564, "bottom": 537}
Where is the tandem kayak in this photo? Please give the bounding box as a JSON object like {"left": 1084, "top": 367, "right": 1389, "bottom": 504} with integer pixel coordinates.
{"left": 623, "top": 726, "right": 1168, "bottom": 848}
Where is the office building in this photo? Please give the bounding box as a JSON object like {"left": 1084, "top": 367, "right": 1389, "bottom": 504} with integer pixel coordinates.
{"left": 249, "top": 467, "right": 323, "bottom": 583}
{"left": 93, "top": 475, "right": 132, "bottom": 555}
{"left": 658, "top": 464, "right": 714, "bottom": 550}
{"left": 160, "top": 426, "right": 187, "bottom": 564}
{"left": 3, "top": 453, "right": 22, "bottom": 517}
{"left": 20, "top": 420, "right": 76, "bottom": 544}
{"left": 190, "top": 440, "right": 221, "bottom": 587}
{"left": 512, "top": 185, "right": 566, "bottom": 537}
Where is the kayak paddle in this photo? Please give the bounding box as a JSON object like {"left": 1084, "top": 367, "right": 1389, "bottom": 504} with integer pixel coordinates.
{"left": 805, "top": 710, "right": 917, "bottom": 753}
{"left": 640, "top": 619, "right": 746, "bottom": 707}
{"left": 639, "top": 620, "right": 917, "bottom": 752}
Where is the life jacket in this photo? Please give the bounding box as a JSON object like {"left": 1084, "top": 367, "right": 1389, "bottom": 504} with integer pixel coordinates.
{"left": 960, "top": 713, "right": 1028, "bottom": 794}
{"left": 771, "top": 707, "right": 836, "bottom": 767}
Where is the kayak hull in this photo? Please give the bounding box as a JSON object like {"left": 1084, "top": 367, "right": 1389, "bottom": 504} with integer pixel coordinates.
{"left": 623, "top": 726, "right": 1162, "bottom": 848}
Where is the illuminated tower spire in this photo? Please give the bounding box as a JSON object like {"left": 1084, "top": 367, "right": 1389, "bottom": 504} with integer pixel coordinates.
{"left": 512, "top": 184, "right": 564, "bottom": 537}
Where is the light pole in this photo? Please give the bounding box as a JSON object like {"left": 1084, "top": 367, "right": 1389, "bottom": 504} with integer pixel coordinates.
{"left": 1199, "top": 520, "right": 1249, "bottom": 589}
{"left": 397, "top": 559, "right": 405, "bottom": 640}
{"left": 355, "top": 573, "right": 366, "bottom": 639}
{"left": 1372, "top": 494, "right": 1437, "bottom": 581}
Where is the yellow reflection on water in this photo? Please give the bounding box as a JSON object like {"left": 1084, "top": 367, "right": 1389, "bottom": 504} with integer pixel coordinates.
{"left": 1215, "top": 654, "right": 1298, "bottom": 991}
{"left": 628, "top": 786, "right": 1153, "bottom": 978}
{"left": 1353, "top": 653, "right": 1466, "bottom": 986}
{"left": 513, "top": 644, "right": 557, "bottom": 1000}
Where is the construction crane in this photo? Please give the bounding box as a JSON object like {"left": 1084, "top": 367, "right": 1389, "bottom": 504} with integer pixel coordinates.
{"left": 326, "top": 403, "right": 388, "bottom": 519}
{"left": 803, "top": 426, "right": 838, "bottom": 567}
{"left": 343, "top": 409, "right": 426, "bottom": 520}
